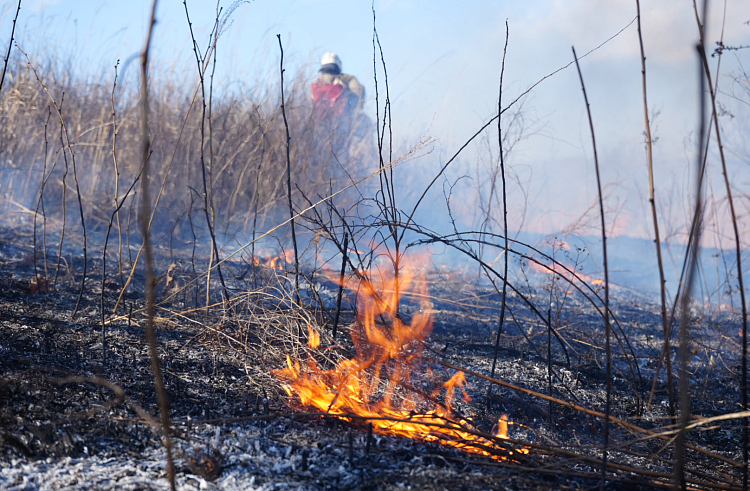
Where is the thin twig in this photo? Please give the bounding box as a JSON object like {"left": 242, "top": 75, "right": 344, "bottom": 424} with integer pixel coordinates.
{"left": 572, "top": 46, "right": 612, "bottom": 487}
{"left": 116, "top": 159, "right": 404, "bottom": 317}
{"left": 277, "top": 34, "right": 300, "bottom": 307}
{"left": 0, "top": 0, "right": 21, "bottom": 95}
{"left": 332, "top": 232, "right": 349, "bottom": 339}
{"left": 33, "top": 107, "right": 52, "bottom": 284}
{"left": 183, "top": 0, "right": 229, "bottom": 308}
{"left": 18, "top": 48, "right": 88, "bottom": 319}
{"left": 636, "top": 0, "right": 675, "bottom": 421}
{"left": 138, "top": 2, "right": 176, "bottom": 489}
{"left": 489, "top": 19, "right": 510, "bottom": 392}
{"left": 676, "top": 1, "right": 709, "bottom": 488}
{"left": 101, "top": 171, "right": 141, "bottom": 362}
{"left": 101, "top": 61, "right": 121, "bottom": 363}
{"left": 693, "top": 1, "right": 748, "bottom": 488}
{"left": 403, "top": 16, "right": 638, "bottom": 235}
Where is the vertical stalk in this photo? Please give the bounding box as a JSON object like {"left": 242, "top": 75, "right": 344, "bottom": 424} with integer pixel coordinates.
{"left": 675, "top": 2, "right": 708, "bottom": 488}
{"left": 489, "top": 19, "right": 510, "bottom": 387}
{"left": 183, "top": 0, "right": 228, "bottom": 308}
{"left": 53, "top": 94, "right": 67, "bottom": 290}
{"left": 111, "top": 60, "right": 125, "bottom": 287}
{"left": 100, "top": 62, "right": 120, "bottom": 363}
{"left": 139, "top": 2, "right": 176, "bottom": 488}
{"left": 636, "top": 0, "right": 675, "bottom": 420}
{"left": 332, "top": 232, "right": 349, "bottom": 339}
{"left": 693, "top": 1, "right": 748, "bottom": 487}
{"left": 572, "top": 46, "right": 612, "bottom": 488}
{"left": 101, "top": 172, "right": 140, "bottom": 362}
{"left": 0, "top": 0, "right": 21, "bottom": 95}
{"left": 372, "top": 6, "right": 401, "bottom": 323}
{"left": 277, "top": 34, "right": 300, "bottom": 304}
{"left": 67, "top": 113, "right": 88, "bottom": 321}
{"left": 207, "top": 3, "right": 225, "bottom": 306}
{"left": 33, "top": 107, "right": 52, "bottom": 283}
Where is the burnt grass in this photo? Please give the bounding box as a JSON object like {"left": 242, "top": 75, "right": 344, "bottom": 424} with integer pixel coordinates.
{"left": 0, "top": 227, "right": 746, "bottom": 490}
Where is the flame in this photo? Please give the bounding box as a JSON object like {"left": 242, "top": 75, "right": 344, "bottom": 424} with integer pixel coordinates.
{"left": 252, "top": 249, "right": 296, "bottom": 271}
{"left": 307, "top": 324, "right": 320, "bottom": 349}
{"left": 496, "top": 414, "right": 509, "bottom": 439}
{"left": 274, "top": 253, "right": 528, "bottom": 460}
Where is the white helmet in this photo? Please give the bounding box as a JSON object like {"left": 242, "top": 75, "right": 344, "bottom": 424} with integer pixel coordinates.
{"left": 320, "top": 51, "right": 342, "bottom": 72}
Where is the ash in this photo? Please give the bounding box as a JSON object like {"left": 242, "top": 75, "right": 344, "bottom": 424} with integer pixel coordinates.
{"left": 0, "top": 228, "right": 745, "bottom": 490}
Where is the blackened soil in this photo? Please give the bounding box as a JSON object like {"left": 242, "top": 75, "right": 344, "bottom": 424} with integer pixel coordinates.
{"left": 0, "top": 231, "right": 746, "bottom": 490}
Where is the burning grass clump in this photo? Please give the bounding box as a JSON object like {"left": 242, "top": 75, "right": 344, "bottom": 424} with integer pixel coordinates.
{"left": 268, "top": 253, "right": 531, "bottom": 461}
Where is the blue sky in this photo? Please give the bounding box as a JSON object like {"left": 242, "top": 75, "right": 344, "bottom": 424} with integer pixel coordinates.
{"left": 2, "top": 0, "right": 749, "bottom": 243}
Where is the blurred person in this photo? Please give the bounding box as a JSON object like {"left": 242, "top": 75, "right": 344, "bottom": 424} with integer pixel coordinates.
{"left": 309, "top": 51, "right": 373, "bottom": 182}
{"left": 311, "top": 51, "right": 365, "bottom": 119}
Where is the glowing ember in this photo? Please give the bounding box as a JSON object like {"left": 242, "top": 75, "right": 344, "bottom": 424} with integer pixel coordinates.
{"left": 274, "top": 254, "right": 528, "bottom": 460}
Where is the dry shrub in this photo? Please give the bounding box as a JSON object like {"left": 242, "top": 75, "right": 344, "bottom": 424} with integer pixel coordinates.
{"left": 0, "top": 50, "right": 375, "bottom": 245}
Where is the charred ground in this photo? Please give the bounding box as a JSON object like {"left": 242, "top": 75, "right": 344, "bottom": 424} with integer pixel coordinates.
{"left": 0, "top": 225, "right": 746, "bottom": 491}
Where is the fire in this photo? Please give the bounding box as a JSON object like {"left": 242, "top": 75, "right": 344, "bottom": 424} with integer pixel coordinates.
{"left": 307, "top": 324, "right": 320, "bottom": 349}
{"left": 267, "top": 249, "right": 295, "bottom": 270}
{"left": 274, "top": 253, "right": 528, "bottom": 460}
{"left": 252, "top": 249, "right": 296, "bottom": 271}
{"left": 496, "top": 414, "right": 509, "bottom": 439}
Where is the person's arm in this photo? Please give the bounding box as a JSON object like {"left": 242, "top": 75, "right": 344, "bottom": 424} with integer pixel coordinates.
{"left": 343, "top": 75, "right": 365, "bottom": 113}
{"left": 347, "top": 76, "right": 365, "bottom": 100}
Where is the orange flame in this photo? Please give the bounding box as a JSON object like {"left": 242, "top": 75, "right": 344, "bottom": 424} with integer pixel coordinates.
{"left": 253, "top": 249, "right": 296, "bottom": 271}
{"left": 307, "top": 324, "right": 320, "bottom": 349}
{"left": 274, "top": 254, "right": 528, "bottom": 460}
{"left": 496, "top": 414, "right": 509, "bottom": 439}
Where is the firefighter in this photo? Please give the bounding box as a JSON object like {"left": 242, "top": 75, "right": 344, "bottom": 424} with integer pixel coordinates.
{"left": 311, "top": 52, "right": 365, "bottom": 118}
{"left": 308, "top": 51, "right": 373, "bottom": 185}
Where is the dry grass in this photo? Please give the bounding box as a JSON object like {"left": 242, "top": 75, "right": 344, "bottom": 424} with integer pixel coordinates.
{"left": 0, "top": 50, "right": 374, "bottom": 245}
